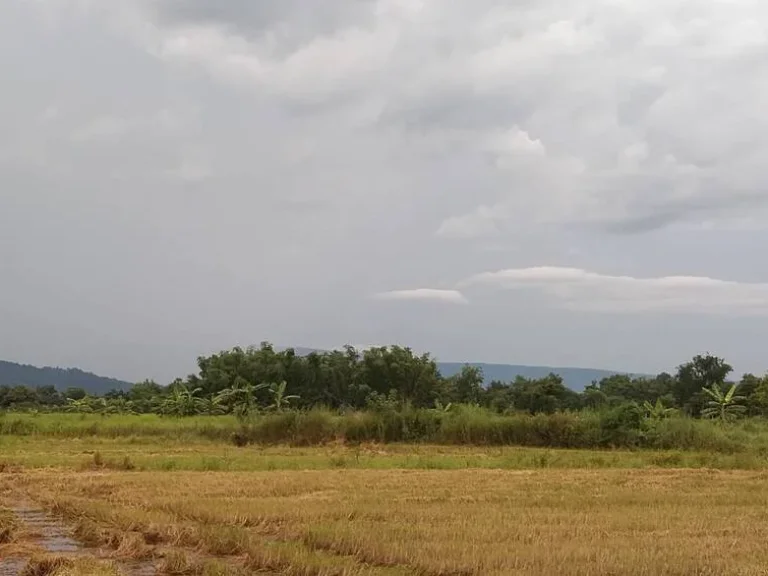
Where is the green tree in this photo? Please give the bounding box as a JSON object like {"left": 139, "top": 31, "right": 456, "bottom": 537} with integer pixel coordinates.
{"left": 737, "top": 373, "right": 766, "bottom": 416}
{"left": 449, "top": 365, "right": 484, "bottom": 404}
{"left": 64, "top": 387, "right": 87, "bottom": 401}
{"left": 596, "top": 373, "right": 674, "bottom": 406}
{"left": 360, "top": 346, "right": 441, "bottom": 408}
{"left": 674, "top": 354, "right": 733, "bottom": 415}
{"left": 128, "top": 380, "right": 164, "bottom": 412}
{"left": 750, "top": 376, "right": 768, "bottom": 416}
{"left": 510, "top": 374, "right": 582, "bottom": 414}
{"left": 582, "top": 382, "right": 609, "bottom": 409}
{"left": 484, "top": 380, "right": 515, "bottom": 413}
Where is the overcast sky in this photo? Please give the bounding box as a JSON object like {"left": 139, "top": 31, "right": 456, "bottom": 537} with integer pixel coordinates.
{"left": 2, "top": 0, "right": 768, "bottom": 383}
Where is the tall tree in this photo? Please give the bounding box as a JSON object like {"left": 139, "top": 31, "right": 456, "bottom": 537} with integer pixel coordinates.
{"left": 674, "top": 354, "right": 733, "bottom": 415}
{"left": 449, "top": 365, "right": 485, "bottom": 405}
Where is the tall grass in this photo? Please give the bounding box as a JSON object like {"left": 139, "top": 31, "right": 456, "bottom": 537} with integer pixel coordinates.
{"left": 1, "top": 407, "right": 766, "bottom": 453}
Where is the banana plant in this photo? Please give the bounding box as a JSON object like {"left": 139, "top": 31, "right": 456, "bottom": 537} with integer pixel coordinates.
{"left": 641, "top": 398, "right": 677, "bottom": 420}
{"left": 266, "top": 381, "right": 300, "bottom": 412}
{"left": 701, "top": 383, "right": 747, "bottom": 423}
{"left": 215, "top": 379, "right": 270, "bottom": 420}
{"left": 433, "top": 400, "right": 454, "bottom": 413}
{"left": 161, "top": 384, "right": 203, "bottom": 417}
{"left": 197, "top": 394, "right": 225, "bottom": 416}
{"left": 65, "top": 397, "right": 94, "bottom": 414}
{"left": 106, "top": 397, "right": 136, "bottom": 415}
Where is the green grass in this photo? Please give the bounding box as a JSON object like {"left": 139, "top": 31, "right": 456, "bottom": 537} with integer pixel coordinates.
{"left": 2, "top": 410, "right": 768, "bottom": 475}
{"left": 1, "top": 435, "right": 767, "bottom": 471}
{"left": 4, "top": 409, "right": 768, "bottom": 452}
{"left": 0, "top": 412, "right": 237, "bottom": 439}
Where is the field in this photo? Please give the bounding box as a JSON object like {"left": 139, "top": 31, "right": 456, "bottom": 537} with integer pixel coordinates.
{"left": 1, "top": 415, "right": 768, "bottom": 575}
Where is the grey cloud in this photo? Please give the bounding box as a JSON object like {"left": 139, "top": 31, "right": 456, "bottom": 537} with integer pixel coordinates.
{"left": 151, "top": 0, "right": 379, "bottom": 58}
{"left": 615, "top": 82, "right": 667, "bottom": 126}
{"left": 152, "top": 0, "right": 376, "bottom": 34}
{"left": 378, "top": 87, "right": 541, "bottom": 136}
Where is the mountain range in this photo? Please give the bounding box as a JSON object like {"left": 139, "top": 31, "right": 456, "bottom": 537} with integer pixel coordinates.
{"left": 0, "top": 351, "right": 642, "bottom": 395}
{"left": 0, "top": 360, "right": 132, "bottom": 395}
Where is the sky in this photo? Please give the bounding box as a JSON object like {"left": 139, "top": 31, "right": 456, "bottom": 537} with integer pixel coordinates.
{"left": 2, "top": 0, "right": 768, "bottom": 383}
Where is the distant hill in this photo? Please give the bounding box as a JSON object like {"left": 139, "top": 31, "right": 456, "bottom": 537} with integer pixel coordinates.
{"left": 283, "top": 347, "right": 641, "bottom": 392}
{"left": 0, "top": 360, "right": 132, "bottom": 395}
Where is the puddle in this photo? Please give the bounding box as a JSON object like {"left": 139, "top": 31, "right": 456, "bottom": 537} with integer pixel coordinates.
{"left": 0, "top": 558, "right": 157, "bottom": 576}
{"left": 3, "top": 505, "right": 157, "bottom": 575}
{"left": 11, "top": 506, "right": 79, "bottom": 553}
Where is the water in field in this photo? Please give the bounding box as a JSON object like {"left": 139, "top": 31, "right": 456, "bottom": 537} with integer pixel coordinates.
{"left": 0, "top": 559, "right": 25, "bottom": 576}
{"left": 1, "top": 504, "right": 157, "bottom": 575}
{"left": 12, "top": 506, "right": 80, "bottom": 552}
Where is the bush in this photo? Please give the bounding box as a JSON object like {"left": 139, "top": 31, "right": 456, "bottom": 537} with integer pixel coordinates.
{"left": 598, "top": 403, "right": 646, "bottom": 448}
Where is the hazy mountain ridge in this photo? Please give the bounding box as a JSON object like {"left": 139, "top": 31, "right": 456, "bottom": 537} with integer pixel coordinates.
{"left": 0, "top": 360, "right": 131, "bottom": 395}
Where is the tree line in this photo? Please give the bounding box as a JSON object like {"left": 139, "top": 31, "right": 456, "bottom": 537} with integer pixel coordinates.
{"left": 0, "top": 343, "right": 765, "bottom": 421}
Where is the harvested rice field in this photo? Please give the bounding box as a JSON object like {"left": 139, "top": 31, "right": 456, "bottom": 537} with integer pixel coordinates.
{"left": 1, "top": 456, "right": 768, "bottom": 575}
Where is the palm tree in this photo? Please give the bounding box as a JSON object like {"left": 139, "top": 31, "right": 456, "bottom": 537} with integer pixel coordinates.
{"left": 701, "top": 383, "right": 747, "bottom": 423}
{"left": 266, "top": 381, "right": 300, "bottom": 412}
{"left": 215, "top": 379, "right": 269, "bottom": 420}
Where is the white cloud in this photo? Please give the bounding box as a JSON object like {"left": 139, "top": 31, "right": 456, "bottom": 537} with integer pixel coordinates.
{"left": 372, "top": 288, "right": 468, "bottom": 304}
{"left": 460, "top": 266, "right": 768, "bottom": 315}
